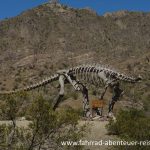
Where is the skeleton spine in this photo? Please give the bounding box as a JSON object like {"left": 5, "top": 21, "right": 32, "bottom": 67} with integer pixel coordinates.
{"left": 0, "top": 64, "right": 141, "bottom": 95}
{"left": 71, "top": 65, "right": 141, "bottom": 84}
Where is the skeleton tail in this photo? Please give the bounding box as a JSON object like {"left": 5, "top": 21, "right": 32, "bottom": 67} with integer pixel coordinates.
{"left": 0, "top": 74, "right": 59, "bottom": 95}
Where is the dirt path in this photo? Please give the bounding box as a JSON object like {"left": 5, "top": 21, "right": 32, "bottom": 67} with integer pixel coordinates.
{"left": 79, "top": 120, "right": 117, "bottom": 150}
{"left": 0, "top": 120, "right": 31, "bottom": 128}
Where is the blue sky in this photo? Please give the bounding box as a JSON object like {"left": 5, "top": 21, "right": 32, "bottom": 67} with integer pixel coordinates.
{"left": 0, "top": 0, "right": 150, "bottom": 20}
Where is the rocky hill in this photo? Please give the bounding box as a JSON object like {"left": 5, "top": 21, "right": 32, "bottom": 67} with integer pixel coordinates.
{"left": 0, "top": 2, "right": 149, "bottom": 113}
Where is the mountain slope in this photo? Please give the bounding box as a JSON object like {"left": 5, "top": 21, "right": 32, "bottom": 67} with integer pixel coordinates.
{"left": 0, "top": 2, "right": 149, "bottom": 112}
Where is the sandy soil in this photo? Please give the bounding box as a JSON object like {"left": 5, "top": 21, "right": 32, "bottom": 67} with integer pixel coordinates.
{"left": 79, "top": 120, "right": 117, "bottom": 150}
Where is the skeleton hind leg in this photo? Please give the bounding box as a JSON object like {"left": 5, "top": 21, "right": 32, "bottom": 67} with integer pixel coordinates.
{"left": 53, "top": 75, "right": 65, "bottom": 111}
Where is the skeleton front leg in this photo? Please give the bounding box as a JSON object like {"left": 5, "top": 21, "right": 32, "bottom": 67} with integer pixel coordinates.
{"left": 100, "top": 84, "right": 108, "bottom": 100}
{"left": 100, "top": 79, "right": 117, "bottom": 99}
{"left": 53, "top": 75, "right": 65, "bottom": 110}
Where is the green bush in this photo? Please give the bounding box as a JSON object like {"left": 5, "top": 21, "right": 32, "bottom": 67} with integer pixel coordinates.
{"left": 0, "top": 94, "right": 86, "bottom": 150}
{"left": 106, "top": 109, "right": 150, "bottom": 150}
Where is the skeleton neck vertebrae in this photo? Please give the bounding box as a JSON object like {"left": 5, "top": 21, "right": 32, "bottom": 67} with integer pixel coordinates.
{"left": 0, "top": 64, "right": 142, "bottom": 118}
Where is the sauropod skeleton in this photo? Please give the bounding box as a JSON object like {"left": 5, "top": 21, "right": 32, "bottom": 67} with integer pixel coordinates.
{"left": 0, "top": 64, "right": 142, "bottom": 118}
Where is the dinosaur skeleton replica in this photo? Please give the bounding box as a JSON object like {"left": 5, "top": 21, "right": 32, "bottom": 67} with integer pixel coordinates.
{"left": 0, "top": 64, "right": 142, "bottom": 118}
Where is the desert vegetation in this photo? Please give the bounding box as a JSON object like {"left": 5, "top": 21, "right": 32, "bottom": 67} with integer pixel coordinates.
{"left": 107, "top": 109, "right": 150, "bottom": 150}
{"left": 0, "top": 93, "right": 86, "bottom": 150}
